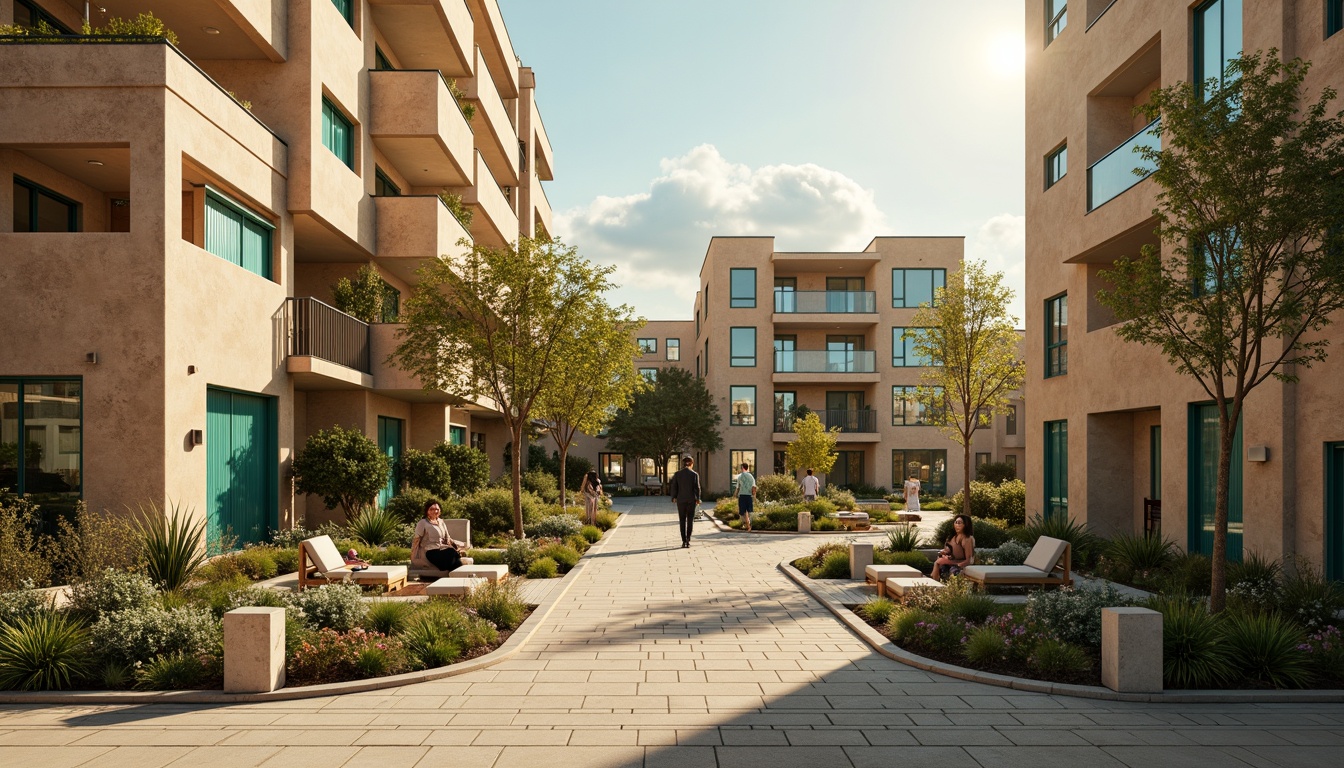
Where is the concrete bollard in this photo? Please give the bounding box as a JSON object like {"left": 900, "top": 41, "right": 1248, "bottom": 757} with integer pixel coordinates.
{"left": 848, "top": 542, "right": 874, "bottom": 581}
{"left": 224, "top": 606, "right": 286, "bottom": 694}
{"left": 798, "top": 511, "right": 811, "bottom": 533}
{"left": 1101, "top": 607, "right": 1163, "bottom": 693}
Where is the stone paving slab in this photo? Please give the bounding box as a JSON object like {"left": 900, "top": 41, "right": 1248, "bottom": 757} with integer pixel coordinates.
{"left": 1, "top": 497, "right": 1342, "bottom": 766}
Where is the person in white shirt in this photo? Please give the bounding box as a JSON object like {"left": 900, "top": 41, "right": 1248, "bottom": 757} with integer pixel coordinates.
{"left": 800, "top": 468, "right": 821, "bottom": 501}
{"left": 903, "top": 475, "right": 922, "bottom": 512}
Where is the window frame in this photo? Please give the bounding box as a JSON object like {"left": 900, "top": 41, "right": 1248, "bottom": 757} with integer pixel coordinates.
{"left": 637, "top": 338, "right": 658, "bottom": 355}
{"left": 892, "top": 327, "right": 936, "bottom": 367}
{"left": 1045, "top": 293, "right": 1068, "bottom": 378}
{"left": 1006, "top": 404, "right": 1018, "bottom": 435}
{"left": 0, "top": 377, "right": 84, "bottom": 506}
{"left": 729, "top": 385, "right": 757, "bottom": 427}
{"left": 1046, "top": 0, "right": 1067, "bottom": 45}
{"left": 1045, "top": 419, "right": 1069, "bottom": 520}
{"left": 1045, "top": 143, "right": 1067, "bottom": 189}
{"left": 729, "top": 449, "right": 757, "bottom": 483}
{"left": 374, "top": 167, "right": 401, "bottom": 196}
{"left": 892, "top": 385, "right": 944, "bottom": 426}
{"left": 665, "top": 338, "right": 680, "bottom": 361}
{"left": 639, "top": 368, "right": 658, "bottom": 382}
{"left": 321, "top": 97, "right": 356, "bottom": 170}
{"left": 203, "top": 186, "right": 275, "bottom": 280}
{"left": 13, "top": 176, "right": 81, "bottom": 233}
{"left": 729, "top": 268, "right": 757, "bottom": 308}
{"left": 1331, "top": 0, "right": 1344, "bottom": 38}
{"left": 892, "top": 448, "right": 948, "bottom": 496}
{"left": 374, "top": 45, "right": 394, "bottom": 71}
{"left": 892, "top": 268, "right": 947, "bottom": 308}
{"left": 729, "top": 327, "right": 756, "bottom": 367}
{"left": 15, "top": 0, "right": 73, "bottom": 32}
{"left": 598, "top": 452, "right": 625, "bottom": 484}
{"left": 330, "top": 0, "right": 355, "bottom": 28}
{"left": 1194, "top": 0, "right": 1243, "bottom": 100}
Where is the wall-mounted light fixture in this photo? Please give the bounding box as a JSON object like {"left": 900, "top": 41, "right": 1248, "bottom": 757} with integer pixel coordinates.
{"left": 85, "top": 352, "right": 98, "bottom": 364}
{"left": 190, "top": 429, "right": 204, "bottom": 446}
{"left": 1248, "top": 445, "right": 1269, "bottom": 462}
{"left": 187, "top": 365, "right": 197, "bottom": 375}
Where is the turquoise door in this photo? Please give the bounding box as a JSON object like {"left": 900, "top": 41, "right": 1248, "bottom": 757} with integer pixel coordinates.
{"left": 1044, "top": 420, "right": 1068, "bottom": 521}
{"left": 377, "top": 416, "right": 404, "bottom": 509}
{"left": 1327, "top": 443, "right": 1344, "bottom": 581}
{"left": 1187, "top": 403, "right": 1243, "bottom": 562}
{"left": 206, "top": 388, "right": 274, "bottom": 550}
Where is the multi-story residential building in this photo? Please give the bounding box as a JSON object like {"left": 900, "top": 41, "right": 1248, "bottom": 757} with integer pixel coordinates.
{"left": 0, "top": 0, "right": 554, "bottom": 539}
{"left": 1025, "top": 0, "right": 1344, "bottom": 576}
{"left": 560, "top": 236, "right": 1026, "bottom": 496}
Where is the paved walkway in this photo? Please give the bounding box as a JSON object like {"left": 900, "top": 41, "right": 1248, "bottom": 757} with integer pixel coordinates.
{"left": 2, "top": 497, "right": 1342, "bottom": 767}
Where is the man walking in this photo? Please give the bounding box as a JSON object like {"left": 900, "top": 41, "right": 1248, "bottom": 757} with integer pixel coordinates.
{"left": 734, "top": 462, "right": 757, "bottom": 532}
{"left": 800, "top": 468, "right": 820, "bottom": 501}
{"left": 669, "top": 456, "right": 700, "bottom": 548}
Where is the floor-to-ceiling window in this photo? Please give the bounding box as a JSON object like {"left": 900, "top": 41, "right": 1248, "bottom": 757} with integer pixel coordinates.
{"left": 1327, "top": 443, "right": 1344, "bottom": 581}
{"left": 892, "top": 449, "right": 946, "bottom": 497}
{"left": 377, "top": 416, "right": 404, "bottom": 510}
{"left": 1195, "top": 0, "right": 1243, "bottom": 100}
{"left": 1188, "top": 403, "right": 1243, "bottom": 561}
{"left": 1044, "top": 420, "right": 1068, "bottom": 521}
{"left": 0, "top": 378, "right": 82, "bottom": 532}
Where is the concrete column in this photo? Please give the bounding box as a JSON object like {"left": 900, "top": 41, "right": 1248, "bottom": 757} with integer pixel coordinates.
{"left": 224, "top": 606, "right": 286, "bottom": 694}
{"left": 797, "top": 512, "right": 811, "bottom": 533}
{"left": 848, "top": 542, "right": 873, "bottom": 581}
{"left": 1101, "top": 607, "right": 1162, "bottom": 693}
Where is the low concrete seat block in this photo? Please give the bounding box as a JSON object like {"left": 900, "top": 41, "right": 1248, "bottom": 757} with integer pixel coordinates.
{"left": 865, "top": 564, "right": 922, "bottom": 597}
{"left": 224, "top": 607, "right": 285, "bottom": 694}
{"left": 848, "top": 542, "right": 874, "bottom": 581}
{"left": 425, "top": 577, "right": 485, "bottom": 596}
{"left": 451, "top": 564, "right": 509, "bottom": 582}
{"left": 885, "top": 576, "right": 944, "bottom": 598}
{"left": 1102, "top": 607, "right": 1163, "bottom": 693}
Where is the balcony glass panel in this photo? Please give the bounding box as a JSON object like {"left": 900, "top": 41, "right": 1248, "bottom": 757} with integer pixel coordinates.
{"left": 773, "top": 290, "right": 876, "bottom": 313}
{"left": 1088, "top": 119, "right": 1160, "bottom": 211}
{"left": 773, "top": 350, "right": 876, "bottom": 374}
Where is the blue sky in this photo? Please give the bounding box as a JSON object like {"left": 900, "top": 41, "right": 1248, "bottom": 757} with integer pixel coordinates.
{"left": 498, "top": 0, "right": 1026, "bottom": 321}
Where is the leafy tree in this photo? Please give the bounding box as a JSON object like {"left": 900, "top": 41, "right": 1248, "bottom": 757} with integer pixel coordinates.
{"left": 604, "top": 367, "right": 723, "bottom": 488}
{"left": 292, "top": 425, "right": 390, "bottom": 520}
{"left": 908, "top": 261, "right": 1025, "bottom": 517}
{"left": 394, "top": 236, "right": 615, "bottom": 538}
{"left": 331, "top": 264, "right": 391, "bottom": 324}
{"left": 783, "top": 411, "right": 839, "bottom": 476}
{"left": 1097, "top": 51, "right": 1344, "bottom": 612}
{"left": 534, "top": 299, "right": 645, "bottom": 505}
{"left": 975, "top": 461, "right": 1018, "bottom": 486}
{"left": 398, "top": 448, "right": 452, "bottom": 499}
{"left": 431, "top": 443, "right": 489, "bottom": 495}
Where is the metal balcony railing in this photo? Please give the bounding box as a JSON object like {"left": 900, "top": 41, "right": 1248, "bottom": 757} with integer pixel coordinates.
{"left": 773, "top": 290, "right": 877, "bottom": 313}
{"left": 775, "top": 409, "right": 877, "bottom": 433}
{"left": 774, "top": 350, "right": 877, "bottom": 374}
{"left": 1088, "top": 118, "right": 1160, "bottom": 211}
{"left": 285, "top": 297, "right": 371, "bottom": 373}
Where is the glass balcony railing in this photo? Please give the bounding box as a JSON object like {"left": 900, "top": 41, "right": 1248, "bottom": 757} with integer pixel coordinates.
{"left": 1088, "top": 118, "right": 1160, "bottom": 211}
{"left": 774, "top": 290, "right": 877, "bottom": 313}
{"left": 774, "top": 409, "right": 877, "bottom": 433}
{"left": 773, "top": 350, "right": 877, "bottom": 374}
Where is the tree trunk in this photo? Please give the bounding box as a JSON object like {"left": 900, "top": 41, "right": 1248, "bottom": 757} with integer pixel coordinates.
{"left": 510, "top": 424, "right": 525, "bottom": 540}
{"left": 962, "top": 438, "right": 973, "bottom": 517}
{"left": 1209, "top": 406, "right": 1236, "bottom": 613}
{"left": 558, "top": 440, "right": 570, "bottom": 509}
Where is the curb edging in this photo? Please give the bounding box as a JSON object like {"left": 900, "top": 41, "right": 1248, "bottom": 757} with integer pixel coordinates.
{"left": 778, "top": 559, "right": 1344, "bottom": 704}
{"left": 0, "top": 513, "right": 627, "bottom": 706}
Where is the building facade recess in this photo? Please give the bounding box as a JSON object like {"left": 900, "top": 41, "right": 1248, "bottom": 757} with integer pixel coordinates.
{"left": 0, "top": 0, "right": 554, "bottom": 534}
{"left": 550, "top": 236, "right": 1026, "bottom": 497}
{"left": 1023, "top": 0, "right": 1344, "bottom": 577}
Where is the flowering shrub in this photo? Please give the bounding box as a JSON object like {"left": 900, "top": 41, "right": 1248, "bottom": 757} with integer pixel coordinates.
{"left": 504, "top": 537, "right": 537, "bottom": 575}
{"left": 91, "top": 606, "right": 222, "bottom": 667}
{"left": 67, "top": 569, "right": 158, "bottom": 620}
{"left": 289, "top": 583, "right": 366, "bottom": 631}
{"left": 530, "top": 515, "right": 583, "bottom": 540}
{"left": 287, "top": 628, "right": 408, "bottom": 685}
{"left": 0, "top": 582, "right": 52, "bottom": 627}
{"left": 985, "top": 540, "right": 1031, "bottom": 566}
{"left": 1300, "top": 626, "right": 1344, "bottom": 685}
{"left": 1025, "top": 584, "right": 1130, "bottom": 648}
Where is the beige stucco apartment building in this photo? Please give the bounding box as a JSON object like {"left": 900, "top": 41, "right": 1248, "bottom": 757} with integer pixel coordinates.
{"left": 0, "top": 0, "right": 553, "bottom": 538}
{"left": 559, "top": 236, "right": 1026, "bottom": 497}
{"left": 1025, "top": 0, "right": 1344, "bottom": 577}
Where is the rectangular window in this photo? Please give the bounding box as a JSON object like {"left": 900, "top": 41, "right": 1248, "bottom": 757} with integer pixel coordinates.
{"left": 639, "top": 368, "right": 658, "bottom": 382}
{"left": 380, "top": 280, "right": 400, "bottom": 323}
{"left": 892, "top": 449, "right": 947, "bottom": 496}
{"left": 331, "top": 0, "right": 354, "bottom": 27}
{"left": 638, "top": 338, "right": 657, "bottom": 355}
{"left": 730, "top": 268, "right": 756, "bottom": 308}
{"left": 730, "top": 327, "right": 756, "bottom": 367}
{"left": 1331, "top": 0, "right": 1344, "bottom": 38}
{"left": 666, "top": 339, "right": 680, "bottom": 361}
{"left": 892, "top": 386, "right": 944, "bottom": 426}
{"left": 204, "top": 188, "right": 274, "bottom": 279}
{"left": 773, "top": 391, "right": 796, "bottom": 431}
{"left": 892, "top": 268, "right": 946, "bottom": 308}
{"left": 374, "top": 167, "right": 401, "bottom": 196}
{"left": 1045, "top": 294, "right": 1068, "bottom": 377}
{"left": 773, "top": 277, "right": 797, "bottom": 312}
{"left": 449, "top": 426, "right": 466, "bottom": 445}
{"left": 773, "top": 450, "right": 787, "bottom": 475}
{"left": 730, "top": 450, "right": 757, "bottom": 483}
{"left": 1149, "top": 424, "right": 1162, "bottom": 500}
{"left": 599, "top": 453, "right": 625, "bottom": 484}
{"left": 1045, "top": 420, "right": 1068, "bottom": 520}
{"left": 1006, "top": 404, "right": 1018, "bottom": 435}
{"left": 730, "top": 386, "right": 756, "bottom": 426}
{"left": 1045, "top": 144, "right": 1067, "bottom": 189}
{"left": 1005, "top": 454, "right": 1018, "bottom": 477}
{"left": 892, "top": 327, "right": 935, "bottom": 367}
{"left": 13, "top": 177, "right": 80, "bottom": 233}
{"left": 1195, "top": 0, "right": 1242, "bottom": 100}
{"left": 1046, "top": 0, "right": 1067, "bottom": 44}
{"left": 15, "top": 1, "right": 73, "bottom": 32}
{"left": 976, "top": 453, "right": 991, "bottom": 467}
{"left": 322, "top": 98, "right": 355, "bottom": 169}
{"left": 704, "top": 340, "right": 709, "bottom": 374}
{"left": 0, "top": 378, "right": 83, "bottom": 532}
{"left": 374, "top": 45, "right": 394, "bottom": 71}
{"left": 774, "top": 335, "right": 797, "bottom": 373}
{"left": 831, "top": 451, "right": 865, "bottom": 487}
{"left": 470, "top": 432, "right": 485, "bottom": 452}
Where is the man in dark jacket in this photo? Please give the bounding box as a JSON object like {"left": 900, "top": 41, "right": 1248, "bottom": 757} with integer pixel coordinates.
{"left": 668, "top": 456, "right": 700, "bottom": 548}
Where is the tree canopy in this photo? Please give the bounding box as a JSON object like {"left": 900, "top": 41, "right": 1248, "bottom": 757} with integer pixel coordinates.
{"left": 783, "top": 411, "right": 839, "bottom": 476}
{"left": 292, "top": 425, "right": 390, "bottom": 520}
{"left": 603, "top": 367, "right": 722, "bottom": 486}
{"left": 908, "top": 261, "right": 1024, "bottom": 517}
{"left": 1097, "top": 51, "right": 1344, "bottom": 611}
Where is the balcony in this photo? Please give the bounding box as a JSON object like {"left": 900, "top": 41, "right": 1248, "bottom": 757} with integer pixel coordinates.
{"left": 458, "top": 151, "right": 517, "bottom": 247}
{"left": 285, "top": 298, "right": 373, "bottom": 389}
{"left": 467, "top": 0, "right": 520, "bottom": 97}
{"left": 374, "top": 195, "right": 472, "bottom": 284}
{"left": 464, "top": 46, "right": 520, "bottom": 187}
{"left": 775, "top": 409, "right": 877, "bottom": 433}
{"left": 92, "top": 1, "right": 286, "bottom": 61}
{"left": 368, "top": 0, "right": 473, "bottom": 77}
{"left": 772, "top": 290, "right": 878, "bottom": 328}
{"left": 369, "top": 69, "right": 473, "bottom": 188}
{"left": 1088, "top": 118, "right": 1159, "bottom": 211}
{"left": 775, "top": 350, "right": 876, "bottom": 374}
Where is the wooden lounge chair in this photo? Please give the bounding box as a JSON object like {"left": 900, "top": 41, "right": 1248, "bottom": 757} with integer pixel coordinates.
{"left": 299, "top": 534, "right": 408, "bottom": 593}
{"left": 961, "top": 535, "right": 1072, "bottom": 589}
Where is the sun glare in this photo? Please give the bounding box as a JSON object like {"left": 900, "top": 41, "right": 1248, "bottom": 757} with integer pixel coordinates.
{"left": 988, "top": 35, "right": 1026, "bottom": 77}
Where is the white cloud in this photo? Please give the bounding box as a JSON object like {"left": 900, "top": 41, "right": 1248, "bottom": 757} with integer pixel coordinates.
{"left": 966, "top": 213, "right": 1026, "bottom": 327}
{"left": 554, "top": 145, "right": 886, "bottom": 319}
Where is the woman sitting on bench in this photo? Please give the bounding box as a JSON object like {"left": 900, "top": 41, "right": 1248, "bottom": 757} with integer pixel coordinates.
{"left": 932, "top": 514, "right": 976, "bottom": 581}
{"left": 412, "top": 499, "right": 466, "bottom": 572}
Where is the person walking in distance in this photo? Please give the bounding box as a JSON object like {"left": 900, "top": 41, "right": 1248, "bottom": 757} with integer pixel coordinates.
{"left": 800, "top": 468, "right": 821, "bottom": 501}
{"left": 734, "top": 462, "right": 757, "bottom": 532}
{"left": 904, "top": 473, "right": 922, "bottom": 512}
{"left": 669, "top": 456, "right": 701, "bottom": 548}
